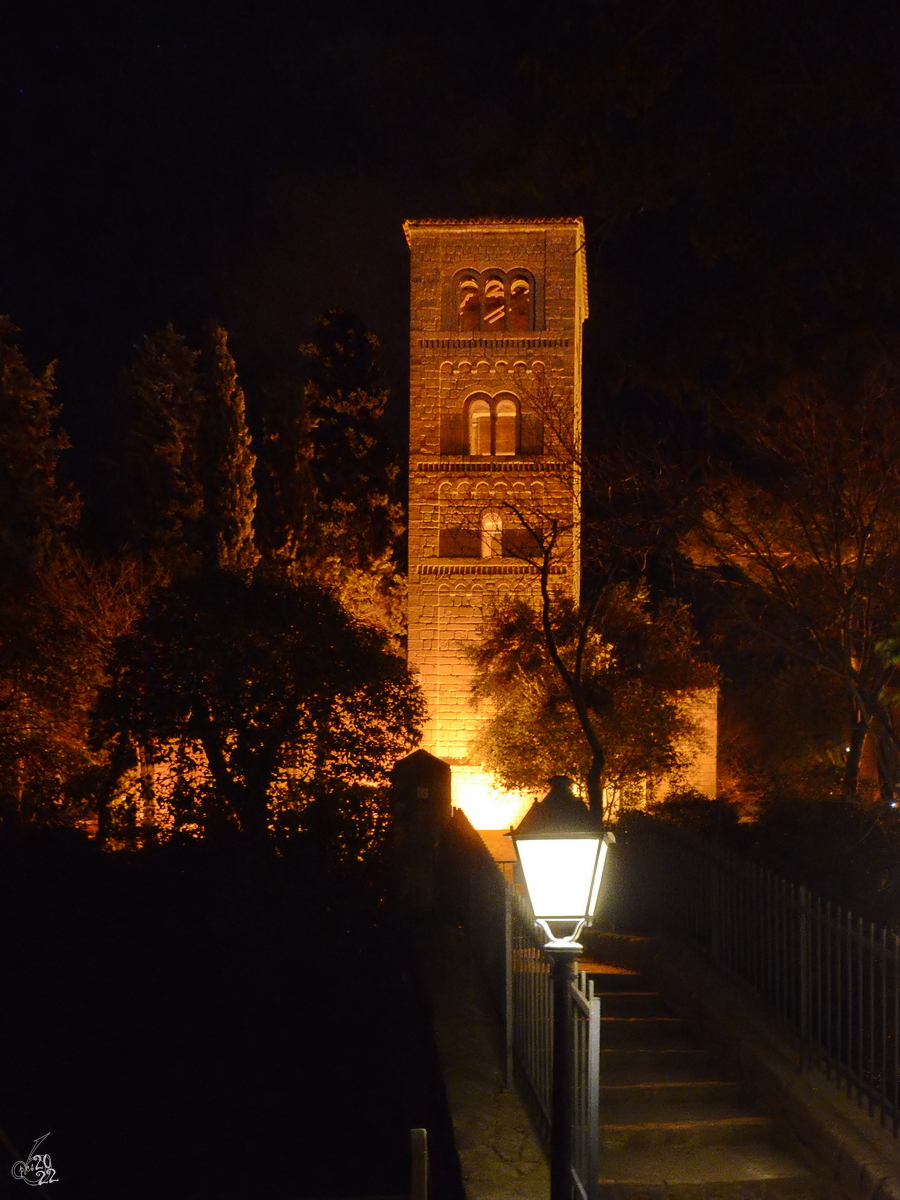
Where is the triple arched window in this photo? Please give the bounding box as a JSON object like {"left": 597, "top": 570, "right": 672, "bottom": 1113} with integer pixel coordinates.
{"left": 466, "top": 393, "right": 518, "bottom": 457}
{"left": 452, "top": 270, "right": 536, "bottom": 333}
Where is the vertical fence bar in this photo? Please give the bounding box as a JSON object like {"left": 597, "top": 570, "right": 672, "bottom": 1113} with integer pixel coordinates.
{"left": 850, "top": 911, "right": 858, "bottom": 1099}
{"left": 839, "top": 907, "right": 846, "bottom": 1090}
{"left": 869, "top": 922, "right": 876, "bottom": 1116}
{"left": 799, "top": 887, "right": 809, "bottom": 1071}
{"left": 504, "top": 889, "right": 513, "bottom": 1090}
{"left": 893, "top": 934, "right": 899, "bottom": 1136}
{"left": 826, "top": 900, "right": 833, "bottom": 1078}
{"left": 883, "top": 926, "right": 892, "bottom": 1123}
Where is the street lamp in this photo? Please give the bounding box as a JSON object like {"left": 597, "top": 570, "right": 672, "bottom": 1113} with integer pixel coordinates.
{"left": 510, "top": 776, "right": 613, "bottom": 1200}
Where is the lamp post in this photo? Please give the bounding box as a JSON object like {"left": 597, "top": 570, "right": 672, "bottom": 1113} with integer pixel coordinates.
{"left": 510, "top": 776, "right": 613, "bottom": 1200}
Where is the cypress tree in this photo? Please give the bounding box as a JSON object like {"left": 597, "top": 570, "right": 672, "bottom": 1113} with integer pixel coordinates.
{"left": 197, "top": 325, "right": 258, "bottom": 573}
{"left": 120, "top": 325, "right": 204, "bottom": 567}
{"left": 0, "top": 316, "right": 77, "bottom": 577}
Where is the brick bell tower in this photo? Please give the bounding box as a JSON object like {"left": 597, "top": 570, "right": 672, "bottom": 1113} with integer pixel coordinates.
{"left": 404, "top": 218, "right": 588, "bottom": 829}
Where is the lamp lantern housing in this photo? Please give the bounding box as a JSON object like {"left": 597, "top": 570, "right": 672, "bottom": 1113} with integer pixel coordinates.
{"left": 510, "top": 776, "right": 614, "bottom": 950}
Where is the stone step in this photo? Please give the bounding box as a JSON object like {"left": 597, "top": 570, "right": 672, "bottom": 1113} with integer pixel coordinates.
{"left": 581, "top": 964, "right": 646, "bottom": 992}
{"left": 601, "top": 1016, "right": 689, "bottom": 1046}
{"left": 600, "top": 1047, "right": 721, "bottom": 1084}
{"left": 596, "top": 990, "right": 671, "bottom": 1017}
{"left": 601, "top": 1080, "right": 744, "bottom": 1107}
{"left": 597, "top": 1144, "right": 822, "bottom": 1199}
{"left": 600, "top": 1113, "right": 775, "bottom": 1152}
{"left": 601, "top": 1097, "right": 759, "bottom": 1127}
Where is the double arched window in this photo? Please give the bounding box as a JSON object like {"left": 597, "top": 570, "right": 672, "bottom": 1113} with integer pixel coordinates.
{"left": 451, "top": 270, "right": 536, "bottom": 333}
{"left": 440, "top": 392, "right": 543, "bottom": 456}
{"left": 466, "top": 393, "right": 518, "bottom": 457}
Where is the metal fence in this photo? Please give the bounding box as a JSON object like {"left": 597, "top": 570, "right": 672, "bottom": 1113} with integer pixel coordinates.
{"left": 437, "top": 809, "right": 600, "bottom": 1200}
{"left": 630, "top": 816, "right": 900, "bottom": 1135}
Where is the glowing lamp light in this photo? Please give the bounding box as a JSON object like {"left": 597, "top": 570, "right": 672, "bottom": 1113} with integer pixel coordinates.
{"left": 511, "top": 775, "right": 613, "bottom": 951}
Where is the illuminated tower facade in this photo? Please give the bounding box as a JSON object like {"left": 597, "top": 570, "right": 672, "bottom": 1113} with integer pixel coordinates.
{"left": 404, "top": 218, "right": 588, "bottom": 828}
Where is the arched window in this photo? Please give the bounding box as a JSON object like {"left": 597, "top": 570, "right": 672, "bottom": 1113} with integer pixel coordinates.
{"left": 465, "top": 393, "right": 520, "bottom": 456}
{"left": 483, "top": 278, "right": 506, "bottom": 331}
{"left": 494, "top": 396, "right": 517, "bottom": 456}
{"left": 481, "top": 510, "right": 502, "bottom": 559}
{"left": 508, "top": 276, "right": 532, "bottom": 331}
{"left": 468, "top": 397, "right": 491, "bottom": 456}
{"left": 458, "top": 277, "right": 480, "bottom": 332}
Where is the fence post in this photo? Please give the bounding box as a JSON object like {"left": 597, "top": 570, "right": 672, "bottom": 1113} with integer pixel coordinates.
{"left": 410, "top": 1128, "right": 428, "bottom": 1200}
{"left": 586, "top": 991, "right": 601, "bottom": 1200}
{"left": 711, "top": 854, "right": 721, "bottom": 965}
{"left": 504, "top": 888, "right": 514, "bottom": 1090}
{"left": 798, "top": 886, "right": 810, "bottom": 1071}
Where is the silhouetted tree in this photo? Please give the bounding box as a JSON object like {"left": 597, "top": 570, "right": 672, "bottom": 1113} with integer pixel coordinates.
{"left": 256, "top": 312, "right": 404, "bottom": 636}
{"left": 0, "top": 318, "right": 77, "bottom": 575}
{"left": 686, "top": 378, "right": 900, "bottom": 799}
{"left": 120, "top": 325, "right": 204, "bottom": 568}
{"left": 197, "top": 324, "right": 258, "bottom": 573}
{"left": 255, "top": 373, "right": 319, "bottom": 569}
{"left": 0, "top": 323, "right": 151, "bottom": 823}
{"left": 120, "top": 323, "right": 259, "bottom": 576}
{"left": 95, "top": 572, "right": 424, "bottom": 848}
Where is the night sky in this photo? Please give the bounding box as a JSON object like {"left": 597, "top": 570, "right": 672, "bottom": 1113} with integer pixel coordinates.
{"left": 4, "top": 0, "right": 900, "bottom": 495}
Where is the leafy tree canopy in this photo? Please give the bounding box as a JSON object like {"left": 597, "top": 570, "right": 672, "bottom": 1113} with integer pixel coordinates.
{"left": 118, "top": 323, "right": 258, "bottom": 574}
{"left": 686, "top": 375, "right": 900, "bottom": 799}
{"left": 470, "top": 584, "right": 715, "bottom": 820}
{"left": 256, "top": 311, "right": 405, "bottom": 636}
{"left": 0, "top": 317, "right": 77, "bottom": 576}
{"left": 95, "top": 571, "right": 424, "bottom": 852}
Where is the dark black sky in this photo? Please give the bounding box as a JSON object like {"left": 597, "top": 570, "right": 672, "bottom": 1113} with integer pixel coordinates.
{"left": 4, "top": 0, "right": 900, "bottom": 492}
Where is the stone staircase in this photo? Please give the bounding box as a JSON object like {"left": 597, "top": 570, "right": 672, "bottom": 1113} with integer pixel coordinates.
{"left": 584, "top": 963, "right": 823, "bottom": 1199}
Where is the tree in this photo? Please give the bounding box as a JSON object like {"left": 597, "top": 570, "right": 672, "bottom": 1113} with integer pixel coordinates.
{"left": 0, "top": 317, "right": 77, "bottom": 575}
{"left": 255, "top": 373, "right": 319, "bottom": 570}
{"left": 256, "top": 311, "right": 405, "bottom": 636}
{"left": 470, "top": 583, "right": 714, "bottom": 821}
{"left": 95, "top": 571, "right": 424, "bottom": 849}
{"left": 454, "top": 369, "right": 714, "bottom": 820}
{"left": 686, "top": 379, "right": 900, "bottom": 800}
{"left": 119, "top": 325, "right": 204, "bottom": 567}
{"left": 119, "top": 323, "right": 259, "bottom": 575}
{"left": 196, "top": 324, "right": 258, "bottom": 573}
{"left": 0, "top": 318, "right": 85, "bottom": 819}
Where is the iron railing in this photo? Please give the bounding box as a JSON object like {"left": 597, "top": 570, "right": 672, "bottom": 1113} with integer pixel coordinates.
{"left": 437, "top": 809, "right": 600, "bottom": 1200}
{"left": 630, "top": 816, "right": 900, "bottom": 1135}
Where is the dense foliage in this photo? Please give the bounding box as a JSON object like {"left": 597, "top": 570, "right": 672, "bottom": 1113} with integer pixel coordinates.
{"left": 95, "top": 571, "right": 423, "bottom": 848}
{"left": 0, "top": 314, "right": 421, "bottom": 854}
{"left": 470, "top": 585, "right": 715, "bottom": 821}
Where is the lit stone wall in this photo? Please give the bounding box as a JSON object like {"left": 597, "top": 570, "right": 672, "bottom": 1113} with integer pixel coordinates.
{"left": 404, "top": 219, "right": 587, "bottom": 828}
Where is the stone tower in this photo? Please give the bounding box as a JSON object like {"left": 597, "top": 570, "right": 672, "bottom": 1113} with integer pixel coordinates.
{"left": 404, "top": 218, "right": 588, "bottom": 829}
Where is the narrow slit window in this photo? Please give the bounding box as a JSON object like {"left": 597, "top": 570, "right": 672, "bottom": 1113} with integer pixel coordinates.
{"left": 458, "top": 279, "right": 480, "bottom": 332}
{"left": 468, "top": 398, "right": 491, "bottom": 456}
{"left": 508, "top": 277, "right": 532, "bottom": 331}
{"left": 481, "top": 510, "right": 502, "bottom": 559}
{"left": 483, "top": 278, "right": 506, "bottom": 331}
{"left": 495, "top": 397, "right": 517, "bottom": 456}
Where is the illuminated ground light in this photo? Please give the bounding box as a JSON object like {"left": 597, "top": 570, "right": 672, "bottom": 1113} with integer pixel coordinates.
{"left": 451, "top": 766, "right": 535, "bottom": 830}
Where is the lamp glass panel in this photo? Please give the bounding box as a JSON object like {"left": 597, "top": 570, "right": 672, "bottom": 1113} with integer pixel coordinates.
{"left": 516, "top": 837, "right": 602, "bottom": 918}
{"left": 587, "top": 838, "right": 608, "bottom": 918}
